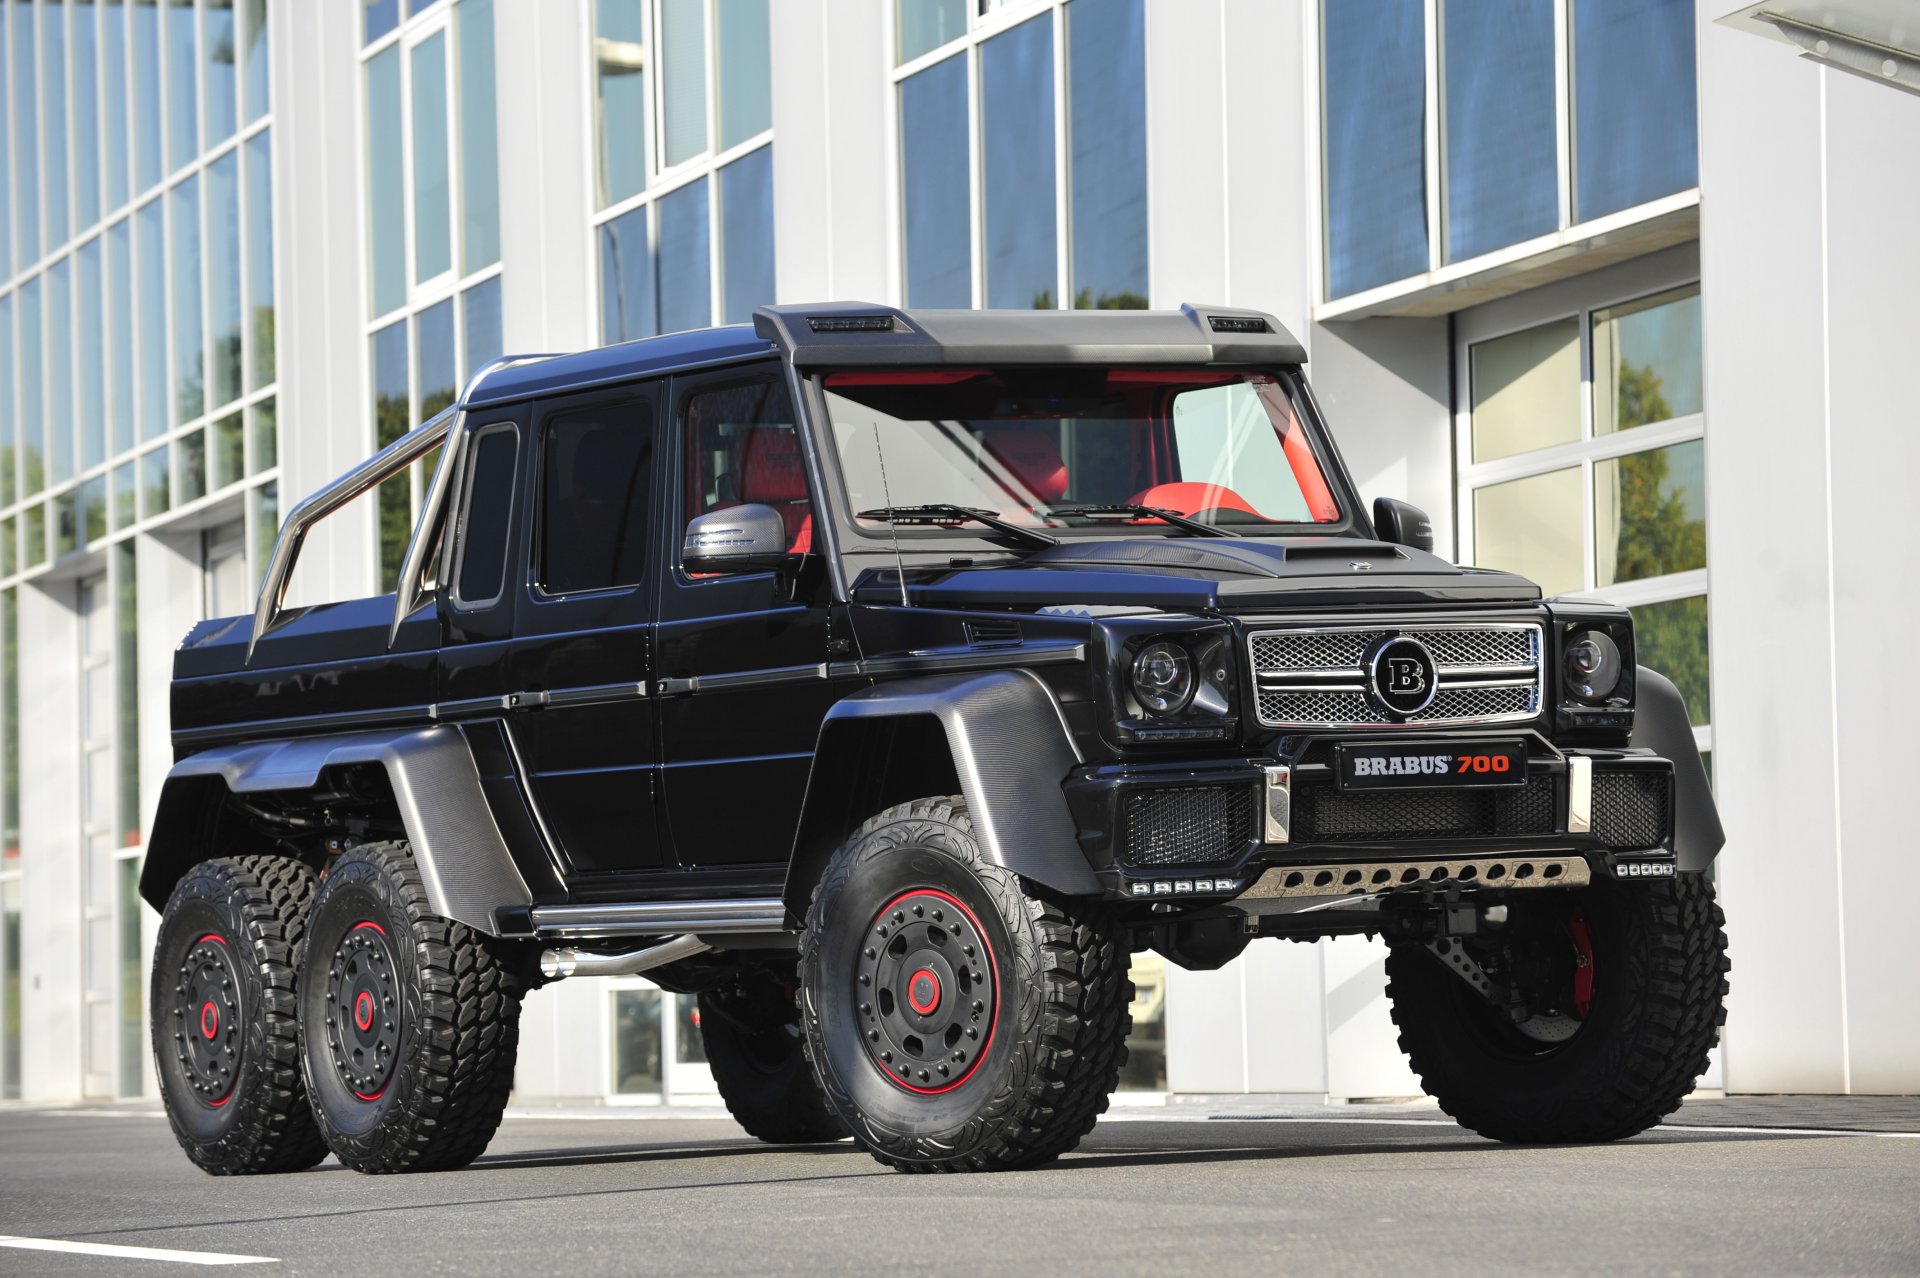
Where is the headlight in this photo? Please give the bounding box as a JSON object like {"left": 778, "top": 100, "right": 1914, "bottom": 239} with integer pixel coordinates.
{"left": 1565, "top": 630, "right": 1623, "bottom": 702}
{"left": 1131, "top": 642, "right": 1195, "bottom": 715}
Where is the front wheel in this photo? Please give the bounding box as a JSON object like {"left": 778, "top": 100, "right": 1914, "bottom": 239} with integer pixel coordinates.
{"left": 799, "top": 796, "right": 1132, "bottom": 1173}
{"left": 1385, "top": 872, "right": 1730, "bottom": 1144}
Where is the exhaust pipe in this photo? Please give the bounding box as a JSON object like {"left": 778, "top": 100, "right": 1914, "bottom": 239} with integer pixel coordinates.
{"left": 539, "top": 934, "right": 711, "bottom": 980}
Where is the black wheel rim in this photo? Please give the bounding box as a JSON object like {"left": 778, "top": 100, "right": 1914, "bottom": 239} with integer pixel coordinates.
{"left": 324, "top": 921, "right": 401, "bottom": 1101}
{"left": 854, "top": 889, "right": 998, "bottom": 1094}
{"left": 172, "top": 933, "right": 242, "bottom": 1107}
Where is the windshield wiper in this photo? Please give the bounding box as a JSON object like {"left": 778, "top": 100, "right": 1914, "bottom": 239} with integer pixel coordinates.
{"left": 1043, "top": 503, "right": 1236, "bottom": 538}
{"left": 857, "top": 504, "right": 1060, "bottom": 550}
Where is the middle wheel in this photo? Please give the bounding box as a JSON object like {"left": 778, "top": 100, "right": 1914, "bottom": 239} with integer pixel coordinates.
{"left": 799, "top": 796, "right": 1132, "bottom": 1173}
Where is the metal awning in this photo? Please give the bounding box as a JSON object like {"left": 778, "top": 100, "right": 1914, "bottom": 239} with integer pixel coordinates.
{"left": 1721, "top": 3, "right": 1920, "bottom": 97}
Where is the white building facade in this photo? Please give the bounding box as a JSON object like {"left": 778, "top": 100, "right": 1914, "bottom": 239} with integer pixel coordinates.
{"left": 2, "top": 0, "right": 1915, "bottom": 1106}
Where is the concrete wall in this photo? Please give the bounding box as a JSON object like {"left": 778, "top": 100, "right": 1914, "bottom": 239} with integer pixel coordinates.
{"left": 1699, "top": 5, "right": 1920, "bottom": 1093}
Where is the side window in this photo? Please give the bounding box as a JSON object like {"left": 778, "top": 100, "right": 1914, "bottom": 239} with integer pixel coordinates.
{"left": 684, "top": 376, "right": 810, "bottom": 554}
{"left": 450, "top": 424, "right": 519, "bottom": 608}
{"left": 537, "top": 399, "right": 655, "bottom": 596}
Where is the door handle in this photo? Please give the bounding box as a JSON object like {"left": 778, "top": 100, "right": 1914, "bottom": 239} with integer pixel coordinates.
{"left": 656, "top": 676, "right": 697, "bottom": 697}
{"left": 504, "top": 689, "right": 550, "bottom": 710}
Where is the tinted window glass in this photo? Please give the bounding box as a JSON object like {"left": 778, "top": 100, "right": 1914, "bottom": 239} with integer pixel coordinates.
{"left": 1322, "top": 0, "right": 1427, "bottom": 298}
{"left": 455, "top": 427, "right": 518, "bottom": 604}
{"left": 1442, "top": 0, "right": 1557, "bottom": 262}
{"left": 540, "top": 402, "right": 654, "bottom": 595}
{"left": 1572, "top": 0, "right": 1697, "bottom": 221}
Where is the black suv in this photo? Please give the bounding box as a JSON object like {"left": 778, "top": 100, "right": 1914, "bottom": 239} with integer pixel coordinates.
{"left": 142, "top": 304, "right": 1728, "bottom": 1175}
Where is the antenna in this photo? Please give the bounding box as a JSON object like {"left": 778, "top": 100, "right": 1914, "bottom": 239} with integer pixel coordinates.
{"left": 871, "top": 422, "right": 911, "bottom": 608}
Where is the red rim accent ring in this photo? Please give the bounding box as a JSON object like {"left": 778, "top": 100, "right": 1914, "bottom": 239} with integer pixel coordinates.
{"left": 867, "top": 888, "right": 1000, "bottom": 1096}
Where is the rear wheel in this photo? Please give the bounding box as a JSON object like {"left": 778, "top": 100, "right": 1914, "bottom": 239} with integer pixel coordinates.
{"left": 298, "top": 841, "right": 526, "bottom": 1173}
{"left": 151, "top": 856, "right": 330, "bottom": 1175}
{"left": 799, "top": 796, "right": 1131, "bottom": 1173}
{"left": 699, "top": 962, "right": 849, "bottom": 1144}
{"left": 1385, "top": 872, "right": 1730, "bottom": 1143}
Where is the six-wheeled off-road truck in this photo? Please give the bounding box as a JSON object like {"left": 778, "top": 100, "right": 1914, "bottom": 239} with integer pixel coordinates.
{"left": 143, "top": 304, "right": 1728, "bottom": 1175}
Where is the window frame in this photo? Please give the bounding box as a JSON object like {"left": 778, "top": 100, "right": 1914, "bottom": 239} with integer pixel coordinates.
{"left": 1452, "top": 250, "right": 1708, "bottom": 752}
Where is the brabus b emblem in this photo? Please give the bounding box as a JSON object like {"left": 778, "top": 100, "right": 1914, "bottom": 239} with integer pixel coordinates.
{"left": 1365, "top": 637, "right": 1440, "bottom": 718}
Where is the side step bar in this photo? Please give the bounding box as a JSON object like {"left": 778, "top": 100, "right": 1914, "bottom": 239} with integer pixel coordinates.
{"left": 528, "top": 897, "right": 789, "bottom": 939}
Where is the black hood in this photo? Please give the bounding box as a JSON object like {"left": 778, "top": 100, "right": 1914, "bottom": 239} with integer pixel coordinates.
{"left": 852, "top": 537, "right": 1540, "bottom": 612}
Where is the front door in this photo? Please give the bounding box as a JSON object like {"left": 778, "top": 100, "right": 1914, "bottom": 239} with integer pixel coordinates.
{"left": 654, "top": 365, "right": 836, "bottom": 868}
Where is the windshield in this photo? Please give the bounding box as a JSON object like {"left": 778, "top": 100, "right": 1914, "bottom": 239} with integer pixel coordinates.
{"left": 822, "top": 368, "right": 1342, "bottom": 535}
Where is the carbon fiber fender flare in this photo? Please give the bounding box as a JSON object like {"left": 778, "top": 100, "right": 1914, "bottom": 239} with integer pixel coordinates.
{"left": 139, "top": 726, "right": 532, "bottom": 935}
{"left": 784, "top": 669, "right": 1099, "bottom": 915}
{"left": 1630, "top": 665, "right": 1725, "bottom": 872}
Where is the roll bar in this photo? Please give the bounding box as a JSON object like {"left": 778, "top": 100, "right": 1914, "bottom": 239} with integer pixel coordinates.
{"left": 246, "top": 353, "right": 561, "bottom": 664}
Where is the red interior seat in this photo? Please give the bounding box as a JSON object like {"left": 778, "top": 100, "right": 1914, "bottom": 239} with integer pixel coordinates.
{"left": 984, "top": 429, "right": 1069, "bottom": 505}
{"left": 734, "top": 427, "right": 813, "bottom": 554}
{"left": 1130, "top": 481, "right": 1259, "bottom": 518}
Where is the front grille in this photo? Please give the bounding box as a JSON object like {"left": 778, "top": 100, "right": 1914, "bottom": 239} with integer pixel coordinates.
{"left": 1122, "top": 785, "right": 1258, "bottom": 866}
{"left": 1290, "top": 775, "right": 1558, "bottom": 843}
{"left": 1591, "top": 770, "right": 1671, "bottom": 849}
{"left": 1249, "top": 621, "right": 1543, "bottom": 729}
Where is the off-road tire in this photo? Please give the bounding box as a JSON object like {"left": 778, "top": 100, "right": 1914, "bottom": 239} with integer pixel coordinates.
{"left": 699, "top": 962, "right": 849, "bottom": 1144}
{"left": 799, "top": 796, "right": 1131, "bottom": 1173}
{"left": 151, "top": 855, "right": 331, "bottom": 1175}
{"left": 1386, "top": 871, "right": 1730, "bottom": 1143}
{"left": 297, "top": 841, "right": 525, "bottom": 1174}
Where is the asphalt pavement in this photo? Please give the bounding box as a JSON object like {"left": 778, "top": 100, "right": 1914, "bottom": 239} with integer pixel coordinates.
{"left": 1, "top": 1096, "right": 1917, "bottom": 1276}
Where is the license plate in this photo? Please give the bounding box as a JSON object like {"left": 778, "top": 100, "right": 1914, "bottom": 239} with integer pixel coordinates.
{"left": 1336, "top": 741, "right": 1528, "bottom": 790}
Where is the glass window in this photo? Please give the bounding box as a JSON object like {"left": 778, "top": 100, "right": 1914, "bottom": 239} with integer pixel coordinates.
{"left": 109, "top": 219, "right": 135, "bottom": 459}
{"left": 18, "top": 279, "right": 42, "bottom": 497}
{"left": 74, "top": 0, "right": 101, "bottom": 230}
{"left": 203, "top": 0, "right": 236, "bottom": 146}
{"left": 718, "top": 144, "right": 773, "bottom": 325}
{"left": 13, "top": 3, "right": 39, "bottom": 260}
{"left": 463, "top": 276, "right": 502, "bottom": 374}
{"left": 1118, "top": 954, "right": 1166, "bottom": 1090}
{"left": 24, "top": 504, "right": 46, "bottom": 567}
{"left": 116, "top": 857, "right": 141, "bottom": 1094}
{"left": 1635, "top": 594, "right": 1709, "bottom": 725}
{"left": 112, "top": 460, "right": 135, "bottom": 526}
{"left": 683, "top": 378, "right": 800, "bottom": 530}
{"left": 1, "top": 589, "right": 16, "bottom": 855}
{"left": 141, "top": 444, "right": 168, "bottom": 516}
{"left": 1572, "top": 0, "right": 1697, "bottom": 222}
{"left": 416, "top": 298, "right": 456, "bottom": 420}
{"left": 365, "top": 0, "right": 399, "bottom": 44}
{"left": 0, "top": 518, "right": 12, "bottom": 576}
{"left": 208, "top": 150, "right": 242, "bottom": 409}
{"left": 1067, "top": 0, "right": 1147, "bottom": 310}
{"left": 165, "top": 0, "right": 196, "bottom": 172}
{"left": 178, "top": 426, "right": 207, "bottom": 503}
{"left": 896, "top": 0, "right": 964, "bottom": 63}
{"left": 594, "top": 0, "right": 647, "bottom": 208}
{"left": 0, "top": 297, "right": 12, "bottom": 503}
{"left": 1469, "top": 318, "right": 1579, "bottom": 463}
{"left": 1594, "top": 439, "right": 1705, "bottom": 588}
{"left": 242, "top": 0, "right": 267, "bottom": 122}
{"left": 79, "top": 476, "right": 106, "bottom": 543}
{"left": 600, "top": 202, "right": 655, "bottom": 343}
{"left": 674, "top": 993, "right": 707, "bottom": 1064}
{"left": 103, "top": 0, "right": 127, "bottom": 211}
{"left": 248, "top": 395, "right": 276, "bottom": 474}
{"left": 981, "top": 15, "right": 1056, "bottom": 310}
{"left": 457, "top": 0, "right": 499, "bottom": 272}
{"left": 656, "top": 177, "right": 710, "bottom": 335}
{"left": 0, "top": 18, "right": 10, "bottom": 279}
{"left": 538, "top": 402, "right": 654, "bottom": 596}
{"left": 1322, "top": 0, "right": 1427, "bottom": 298}
{"left": 171, "top": 174, "right": 204, "bottom": 423}
{"left": 212, "top": 412, "right": 244, "bottom": 489}
{"left": 372, "top": 318, "right": 410, "bottom": 588}
{"left": 715, "top": 0, "right": 770, "bottom": 150}
{"left": 1471, "top": 467, "right": 1583, "bottom": 597}
{"left": 44, "top": 0, "right": 69, "bottom": 244}
{"left": 899, "top": 55, "right": 969, "bottom": 308}
{"left": 250, "top": 479, "right": 277, "bottom": 570}
{"left": 452, "top": 425, "right": 516, "bottom": 605}
{"left": 48, "top": 259, "right": 73, "bottom": 485}
{"left": 611, "top": 988, "right": 663, "bottom": 1095}
{"left": 659, "top": 0, "right": 707, "bottom": 168}
{"left": 411, "top": 32, "right": 451, "bottom": 282}
{"left": 1592, "top": 285, "right": 1701, "bottom": 433}
{"left": 135, "top": 198, "right": 167, "bottom": 440}
{"left": 1442, "top": 0, "right": 1556, "bottom": 262}
{"left": 245, "top": 130, "right": 274, "bottom": 389}
{"left": 77, "top": 238, "right": 106, "bottom": 471}
{"left": 365, "top": 44, "right": 405, "bottom": 316}
{"left": 131, "top": 0, "right": 160, "bottom": 193}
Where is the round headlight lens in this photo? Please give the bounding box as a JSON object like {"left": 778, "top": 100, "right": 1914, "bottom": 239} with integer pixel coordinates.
{"left": 1131, "top": 641, "right": 1195, "bottom": 715}
{"left": 1565, "top": 630, "right": 1623, "bottom": 702}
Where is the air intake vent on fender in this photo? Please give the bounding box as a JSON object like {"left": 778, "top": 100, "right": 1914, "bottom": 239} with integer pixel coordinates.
{"left": 964, "top": 619, "right": 1022, "bottom": 647}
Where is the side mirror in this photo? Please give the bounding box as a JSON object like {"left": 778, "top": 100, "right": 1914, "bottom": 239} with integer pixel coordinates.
{"left": 682, "top": 504, "right": 799, "bottom": 576}
{"left": 1372, "top": 497, "right": 1434, "bottom": 553}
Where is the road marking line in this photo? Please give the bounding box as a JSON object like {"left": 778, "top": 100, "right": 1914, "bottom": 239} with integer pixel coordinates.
{"left": 0, "top": 1236, "right": 277, "bottom": 1266}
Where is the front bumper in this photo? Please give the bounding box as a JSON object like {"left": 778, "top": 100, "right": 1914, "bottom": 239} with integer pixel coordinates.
{"left": 1065, "top": 732, "right": 1680, "bottom": 903}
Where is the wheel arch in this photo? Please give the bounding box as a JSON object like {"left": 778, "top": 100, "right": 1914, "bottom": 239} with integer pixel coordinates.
{"left": 782, "top": 669, "right": 1099, "bottom": 918}
{"left": 1629, "top": 664, "right": 1724, "bottom": 873}
{"left": 141, "top": 726, "right": 533, "bottom": 935}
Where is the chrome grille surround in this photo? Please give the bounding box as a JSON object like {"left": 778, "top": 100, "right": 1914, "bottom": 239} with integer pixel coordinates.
{"left": 1248, "top": 620, "right": 1544, "bottom": 730}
